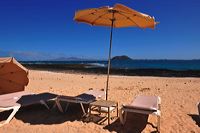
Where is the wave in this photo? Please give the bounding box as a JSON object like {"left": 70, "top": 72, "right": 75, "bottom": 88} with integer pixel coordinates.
{"left": 84, "top": 63, "right": 106, "bottom": 68}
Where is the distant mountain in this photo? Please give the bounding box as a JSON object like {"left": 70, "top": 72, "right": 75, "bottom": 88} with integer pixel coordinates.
{"left": 111, "top": 55, "right": 133, "bottom": 61}
{"left": 47, "top": 57, "right": 103, "bottom": 61}
{"left": 48, "top": 57, "right": 86, "bottom": 61}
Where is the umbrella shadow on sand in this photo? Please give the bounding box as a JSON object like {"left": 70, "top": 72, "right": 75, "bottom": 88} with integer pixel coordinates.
{"left": 0, "top": 99, "right": 88, "bottom": 125}
{"left": 104, "top": 112, "right": 158, "bottom": 133}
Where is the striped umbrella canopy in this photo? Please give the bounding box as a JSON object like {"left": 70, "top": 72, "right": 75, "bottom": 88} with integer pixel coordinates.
{"left": 74, "top": 3, "right": 158, "bottom": 100}
{"left": 0, "top": 57, "right": 29, "bottom": 95}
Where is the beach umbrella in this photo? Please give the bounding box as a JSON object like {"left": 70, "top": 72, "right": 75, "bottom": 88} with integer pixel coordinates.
{"left": 74, "top": 3, "right": 157, "bottom": 100}
{"left": 0, "top": 57, "right": 29, "bottom": 95}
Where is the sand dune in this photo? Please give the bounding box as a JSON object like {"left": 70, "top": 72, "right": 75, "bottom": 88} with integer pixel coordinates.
{"left": 0, "top": 70, "right": 200, "bottom": 133}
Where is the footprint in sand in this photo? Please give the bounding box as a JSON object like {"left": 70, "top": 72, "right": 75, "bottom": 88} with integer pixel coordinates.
{"left": 139, "top": 87, "right": 151, "bottom": 92}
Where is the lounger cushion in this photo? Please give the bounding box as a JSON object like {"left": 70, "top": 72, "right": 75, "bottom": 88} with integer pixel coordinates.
{"left": 123, "top": 96, "right": 159, "bottom": 111}
{"left": 58, "top": 90, "right": 105, "bottom": 103}
{"left": 58, "top": 94, "right": 95, "bottom": 103}
{"left": 17, "top": 93, "right": 57, "bottom": 106}
{"left": 0, "top": 91, "right": 31, "bottom": 107}
{"left": 76, "top": 93, "right": 96, "bottom": 102}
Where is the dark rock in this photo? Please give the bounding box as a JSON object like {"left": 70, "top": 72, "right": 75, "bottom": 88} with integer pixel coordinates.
{"left": 111, "top": 55, "right": 133, "bottom": 61}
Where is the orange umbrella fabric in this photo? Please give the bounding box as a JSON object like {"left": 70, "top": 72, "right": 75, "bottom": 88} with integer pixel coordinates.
{"left": 74, "top": 4, "right": 158, "bottom": 100}
{"left": 74, "top": 3, "right": 157, "bottom": 28}
{"left": 0, "top": 57, "right": 29, "bottom": 95}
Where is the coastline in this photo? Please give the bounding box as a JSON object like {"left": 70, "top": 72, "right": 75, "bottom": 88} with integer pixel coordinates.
{"left": 23, "top": 63, "right": 200, "bottom": 77}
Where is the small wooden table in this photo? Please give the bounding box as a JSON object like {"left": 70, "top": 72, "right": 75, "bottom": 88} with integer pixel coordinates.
{"left": 89, "top": 100, "right": 118, "bottom": 125}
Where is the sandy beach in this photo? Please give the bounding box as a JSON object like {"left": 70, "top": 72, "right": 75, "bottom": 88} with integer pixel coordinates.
{"left": 0, "top": 70, "right": 200, "bottom": 133}
{"left": 1, "top": 0, "right": 200, "bottom": 132}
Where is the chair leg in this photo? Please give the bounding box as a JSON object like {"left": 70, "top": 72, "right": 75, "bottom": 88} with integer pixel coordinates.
{"left": 55, "top": 99, "right": 64, "bottom": 113}
{"left": 52, "top": 102, "right": 57, "bottom": 109}
{"left": 80, "top": 103, "right": 86, "bottom": 116}
{"left": 124, "top": 111, "right": 127, "bottom": 124}
{"left": 40, "top": 100, "right": 50, "bottom": 110}
{"left": 157, "top": 116, "right": 161, "bottom": 133}
{"left": 116, "top": 103, "right": 119, "bottom": 117}
{"left": 64, "top": 103, "right": 69, "bottom": 112}
{"left": 158, "top": 101, "right": 161, "bottom": 132}
{"left": 198, "top": 102, "right": 200, "bottom": 118}
{"left": 119, "top": 109, "right": 127, "bottom": 125}
{"left": 108, "top": 107, "right": 110, "bottom": 125}
{"left": 89, "top": 105, "right": 92, "bottom": 116}
{"left": 98, "top": 107, "right": 101, "bottom": 115}
{"left": 0, "top": 106, "right": 20, "bottom": 127}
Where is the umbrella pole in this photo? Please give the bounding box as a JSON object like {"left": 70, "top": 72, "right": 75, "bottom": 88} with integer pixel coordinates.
{"left": 105, "top": 19, "right": 114, "bottom": 100}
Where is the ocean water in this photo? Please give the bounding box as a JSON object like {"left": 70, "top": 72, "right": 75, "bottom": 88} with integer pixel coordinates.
{"left": 21, "top": 60, "right": 200, "bottom": 71}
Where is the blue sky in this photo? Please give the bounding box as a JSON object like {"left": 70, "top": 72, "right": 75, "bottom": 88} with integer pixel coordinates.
{"left": 0, "top": 0, "right": 200, "bottom": 60}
